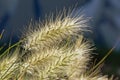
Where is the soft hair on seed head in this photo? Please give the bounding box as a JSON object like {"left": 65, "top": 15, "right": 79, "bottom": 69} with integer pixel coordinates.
{"left": 22, "top": 9, "right": 89, "bottom": 52}
{"left": 0, "top": 9, "right": 114, "bottom": 80}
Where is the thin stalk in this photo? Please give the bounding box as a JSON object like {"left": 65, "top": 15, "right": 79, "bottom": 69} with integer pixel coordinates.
{"left": 87, "top": 39, "right": 120, "bottom": 75}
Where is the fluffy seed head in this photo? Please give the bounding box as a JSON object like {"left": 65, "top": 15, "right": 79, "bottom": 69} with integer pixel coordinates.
{"left": 0, "top": 48, "right": 20, "bottom": 80}
{"left": 22, "top": 9, "right": 89, "bottom": 52}
{"left": 0, "top": 9, "right": 114, "bottom": 80}
{"left": 18, "top": 36, "right": 94, "bottom": 80}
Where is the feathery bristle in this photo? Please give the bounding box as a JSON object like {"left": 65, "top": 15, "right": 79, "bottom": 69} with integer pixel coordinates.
{"left": 0, "top": 9, "right": 115, "bottom": 80}
{"left": 22, "top": 10, "right": 89, "bottom": 52}
{"left": 18, "top": 36, "right": 93, "bottom": 80}
{"left": 0, "top": 48, "right": 20, "bottom": 80}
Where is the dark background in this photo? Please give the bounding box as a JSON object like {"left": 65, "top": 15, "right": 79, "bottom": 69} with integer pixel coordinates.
{"left": 0, "top": 0, "right": 120, "bottom": 78}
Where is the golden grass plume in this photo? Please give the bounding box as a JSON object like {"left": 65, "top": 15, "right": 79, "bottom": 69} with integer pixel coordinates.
{"left": 0, "top": 9, "right": 115, "bottom": 80}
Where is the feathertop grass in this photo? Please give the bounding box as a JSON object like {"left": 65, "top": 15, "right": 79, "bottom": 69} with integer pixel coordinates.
{"left": 22, "top": 10, "right": 89, "bottom": 52}
{"left": 0, "top": 9, "right": 115, "bottom": 80}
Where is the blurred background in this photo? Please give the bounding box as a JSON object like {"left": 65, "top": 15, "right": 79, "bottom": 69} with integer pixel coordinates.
{"left": 0, "top": 0, "right": 120, "bottom": 78}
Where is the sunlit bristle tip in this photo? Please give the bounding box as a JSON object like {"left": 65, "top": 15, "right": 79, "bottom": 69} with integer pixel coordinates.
{"left": 0, "top": 9, "right": 115, "bottom": 80}
{"left": 22, "top": 9, "right": 89, "bottom": 52}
